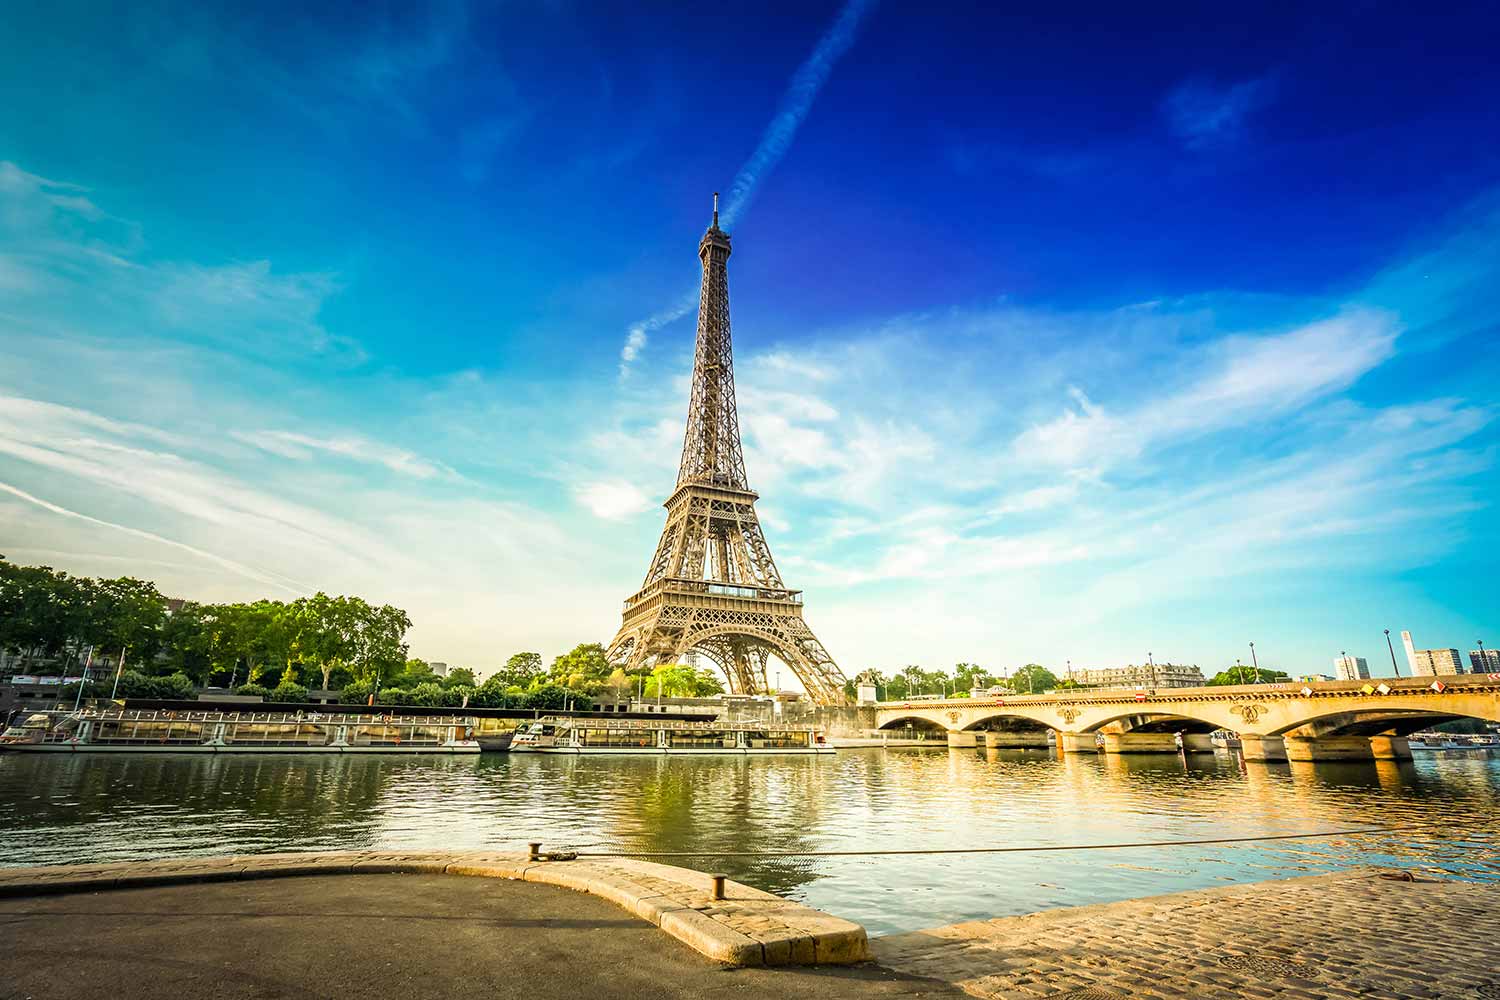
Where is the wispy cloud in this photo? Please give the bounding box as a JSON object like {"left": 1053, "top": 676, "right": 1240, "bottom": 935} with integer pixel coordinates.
{"left": 234, "top": 430, "right": 460, "bottom": 481}
{"left": 0, "top": 480, "right": 308, "bottom": 594}
{"left": 1012, "top": 309, "right": 1399, "bottom": 473}
{"left": 615, "top": 0, "right": 879, "bottom": 374}
{"left": 1162, "top": 73, "right": 1278, "bottom": 150}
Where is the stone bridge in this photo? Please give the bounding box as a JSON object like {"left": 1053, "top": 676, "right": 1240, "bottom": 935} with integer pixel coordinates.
{"left": 873, "top": 675, "right": 1500, "bottom": 761}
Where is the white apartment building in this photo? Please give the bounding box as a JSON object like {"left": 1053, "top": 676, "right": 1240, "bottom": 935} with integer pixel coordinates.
{"left": 1333, "top": 655, "right": 1370, "bottom": 681}
{"left": 1401, "top": 632, "right": 1465, "bottom": 676}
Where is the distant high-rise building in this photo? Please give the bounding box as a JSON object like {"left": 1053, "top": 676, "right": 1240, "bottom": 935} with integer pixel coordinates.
{"left": 1333, "top": 655, "right": 1370, "bottom": 681}
{"left": 1401, "top": 632, "right": 1464, "bottom": 676}
{"left": 1471, "top": 648, "right": 1500, "bottom": 674}
{"left": 429, "top": 661, "right": 449, "bottom": 677}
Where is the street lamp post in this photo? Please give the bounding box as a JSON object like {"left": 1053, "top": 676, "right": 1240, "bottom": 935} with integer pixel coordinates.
{"left": 1478, "top": 639, "right": 1486, "bottom": 673}
{"left": 1384, "top": 629, "right": 1401, "bottom": 678}
{"left": 1248, "top": 642, "right": 1259, "bottom": 684}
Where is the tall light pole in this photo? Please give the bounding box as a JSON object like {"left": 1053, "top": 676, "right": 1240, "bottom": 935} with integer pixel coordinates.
{"left": 1384, "top": 629, "right": 1401, "bottom": 678}
{"left": 1148, "top": 651, "right": 1156, "bottom": 689}
{"left": 1478, "top": 639, "right": 1486, "bottom": 673}
{"left": 1248, "top": 642, "right": 1259, "bottom": 684}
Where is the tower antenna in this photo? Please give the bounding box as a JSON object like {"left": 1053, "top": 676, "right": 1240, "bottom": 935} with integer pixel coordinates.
{"left": 712, "top": 192, "right": 719, "bottom": 227}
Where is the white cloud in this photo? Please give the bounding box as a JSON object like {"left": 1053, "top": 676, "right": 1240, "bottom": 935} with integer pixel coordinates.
{"left": 574, "top": 480, "right": 654, "bottom": 520}
{"left": 1013, "top": 309, "right": 1399, "bottom": 473}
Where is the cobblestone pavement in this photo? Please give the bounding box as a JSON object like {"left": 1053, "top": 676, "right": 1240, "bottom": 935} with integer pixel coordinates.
{"left": 873, "top": 870, "right": 1500, "bottom": 1000}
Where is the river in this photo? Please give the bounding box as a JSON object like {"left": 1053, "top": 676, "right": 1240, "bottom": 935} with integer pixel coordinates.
{"left": 2, "top": 747, "right": 1497, "bottom": 934}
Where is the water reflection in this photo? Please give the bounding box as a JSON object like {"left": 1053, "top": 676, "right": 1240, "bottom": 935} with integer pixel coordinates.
{"left": 1, "top": 747, "right": 1496, "bottom": 935}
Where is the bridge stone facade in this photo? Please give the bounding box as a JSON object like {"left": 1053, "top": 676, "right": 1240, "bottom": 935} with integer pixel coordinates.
{"left": 873, "top": 676, "right": 1500, "bottom": 761}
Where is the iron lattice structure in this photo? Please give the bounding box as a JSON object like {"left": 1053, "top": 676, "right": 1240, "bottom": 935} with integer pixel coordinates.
{"left": 606, "top": 200, "right": 849, "bottom": 705}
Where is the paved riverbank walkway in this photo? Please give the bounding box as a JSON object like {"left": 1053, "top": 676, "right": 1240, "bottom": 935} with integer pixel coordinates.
{"left": 0, "top": 873, "right": 958, "bottom": 1000}
{"left": 875, "top": 869, "right": 1500, "bottom": 1000}
{"left": 4, "top": 854, "right": 1497, "bottom": 999}
{"left": 0, "top": 850, "right": 867, "bottom": 968}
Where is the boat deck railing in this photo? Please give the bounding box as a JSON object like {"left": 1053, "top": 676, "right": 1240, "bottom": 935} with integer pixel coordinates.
{"left": 538, "top": 716, "right": 820, "bottom": 732}
{"left": 46, "top": 708, "right": 474, "bottom": 727}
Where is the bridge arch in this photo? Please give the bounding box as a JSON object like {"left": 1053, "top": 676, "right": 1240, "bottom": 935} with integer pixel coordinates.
{"left": 1081, "top": 710, "right": 1228, "bottom": 735}
{"left": 959, "top": 711, "right": 1059, "bottom": 733}
{"left": 1270, "top": 706, "right": 1500, "bottom": 738}
{"left": 875, "top": 715, "right": 948, "bottom": 733}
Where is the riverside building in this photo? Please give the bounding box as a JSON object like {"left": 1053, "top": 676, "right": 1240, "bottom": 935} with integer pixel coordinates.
{"left": 1471, "top": 648, "right": 1500, "bottom": 673}
{"left": 1401, "top": 631, "right": 1465, "bottom": 676}
{"left": 1064, "top": 663, "right": 1205, "bottom": 689}
{"left": 1334, "top": 655, "right": 1371, "bottom": 681}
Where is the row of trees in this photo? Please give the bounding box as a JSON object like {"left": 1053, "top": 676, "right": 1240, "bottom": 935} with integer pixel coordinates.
{"left": 1, "top": 557, "right": 412, "bottom": 697}
{"left": 852, "top": 663, "right": 1053, "bottom": 699}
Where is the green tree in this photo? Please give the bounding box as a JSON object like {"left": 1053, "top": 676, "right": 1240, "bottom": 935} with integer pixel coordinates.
{"left": 269, "top": 680, "right": 309, "bottom": 703}
{"left": 642, "top": 664, "right": 725, "bottom": 698}
{"left": 521, "top": 683, "right": 592, "bottom": 711}
{"left": 549, "top": 643, "right": 611, "bottom": 689}
{"left": 1012, "top": 664, "right": 1058, "bottom": 694}
{"left": 442, "top": 667, "right": 477, "bottom": 688}
{"left": 408, "top": 681, "right": 447, "bottom": 706}
{"left": 1206, "top": 666, "right": 1288, "bottom": 686}
{"left": 499, "top": 651, "right": 545, "bottom": 686}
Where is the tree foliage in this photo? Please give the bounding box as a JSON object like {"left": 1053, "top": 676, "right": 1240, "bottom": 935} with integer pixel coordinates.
{"left": 1011, "top": 664, "right": 1058, "bottom": 693}
{"left": 1206, "top": 666, "right": 1288, "bottom": 686}
{"left": 0, "top": 557, "right": 413, "bottom": 696}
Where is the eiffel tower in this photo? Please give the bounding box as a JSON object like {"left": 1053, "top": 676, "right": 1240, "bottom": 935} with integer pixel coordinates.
{"left": 606, "top": 196, "right": 849, "bottom": 705}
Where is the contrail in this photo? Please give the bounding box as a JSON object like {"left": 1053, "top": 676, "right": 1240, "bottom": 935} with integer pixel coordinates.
{"left": 0, "top": 480, "right": 309, "bottom": 595}
{"left": 720, "top": 0, "right": 878, "bottom": 228}
{"left": 618, "top": 0, "right": 878, "bottom": 375}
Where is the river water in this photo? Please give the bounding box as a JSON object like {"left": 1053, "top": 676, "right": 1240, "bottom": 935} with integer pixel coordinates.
{"left": 2, "top": 747, "right": 1497, "bottom": 935}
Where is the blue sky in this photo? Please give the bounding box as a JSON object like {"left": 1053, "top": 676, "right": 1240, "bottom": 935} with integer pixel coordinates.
{"left": 2, "top": 0, "right": 1497, "bottom": 681}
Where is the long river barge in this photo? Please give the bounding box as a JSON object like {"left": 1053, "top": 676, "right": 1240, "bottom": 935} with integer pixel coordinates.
{"left": 510, "top": 716, "right": 835, "bottom": 755}
{"left": 0, "top": 708, "right": 480, "bottom": 754}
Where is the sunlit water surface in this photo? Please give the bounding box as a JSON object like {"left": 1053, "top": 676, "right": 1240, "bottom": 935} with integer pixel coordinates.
{"left": 2, "top": 748, "right": 1497, "bottom": 934}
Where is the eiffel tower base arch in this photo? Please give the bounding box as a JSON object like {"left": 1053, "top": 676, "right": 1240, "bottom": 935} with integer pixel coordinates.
{"left": 607, "top": 611, "right": 846, "bottom": 705}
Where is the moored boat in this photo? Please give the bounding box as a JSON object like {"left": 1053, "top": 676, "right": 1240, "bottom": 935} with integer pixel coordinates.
{"left": 0, "top": 708, "right": 480, "bottom": 754}
{"left": 509, "top": 716, "right": 834, "bottom": 755}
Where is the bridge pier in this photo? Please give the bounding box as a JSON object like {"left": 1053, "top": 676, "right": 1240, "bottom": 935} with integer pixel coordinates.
{"left": 1283, "top": 735, "right": 1374, "bottom": 762}
{"left": 982, "top": 731, "right": 1052, "bottom": 749}
{"left": 1180, "top": 733, "right": 1217, "bottom": 753}
{"left": 1368, "top": 735, "right": 1414, "bottom": 761}
{"left": 1238, "top": 735, "right": 1287, "bottom": 762}
{"left": 1101, "top": 732, "right": 1179, "bottom": 754}
{"left": 1057, "top": 732, "right": 1099, "bottom": 754}
{"left": 946, "top": 731, "right": 980, "bottom": 748}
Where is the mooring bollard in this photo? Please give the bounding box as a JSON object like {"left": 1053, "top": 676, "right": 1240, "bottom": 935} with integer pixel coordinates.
{"left": 528, "top": 842, "right": 542, "bottom": 861}
{"left": 710, "top": 873, "right": 727, "bottom": 900}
